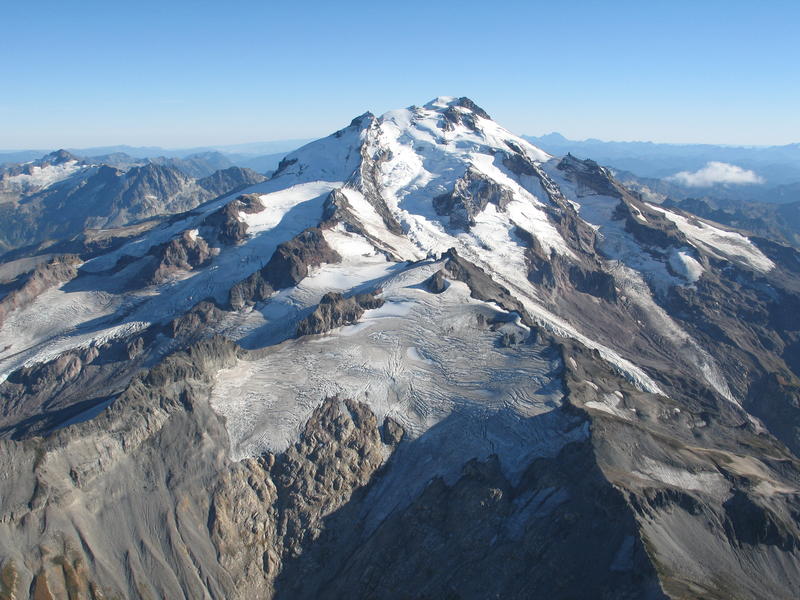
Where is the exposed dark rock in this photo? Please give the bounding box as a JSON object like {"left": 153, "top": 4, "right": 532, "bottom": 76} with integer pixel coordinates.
{"left": 443, "top": 248, "right": 533, "bottom": 326}
{"left": 433, "top": 167, "right": 514, "bottom": 229}
{"left": 453, "top": 97, "right": 491, "bottom": 120}
{"left": 144, "top": 229, "right": 213, "bottom": 284}
{"left": 170, "top": 300, "right": 226, "bottom": 338}
{"left": 0, "top": 254, "right": 81, "bottom": 327}
{"left": 557, "top": 153, "right": 623, "bottom": 198}
{"left": 381, "top": 416, "right": 405, "bottom": 445}
{"left": 0, "top": 332, "right": 151, "bottom": 439}
{"left": 424, "top": 269, "right": 448, "bottom": 293}
{"left": 723, "top": 490, "right": 797, "bottom": 551}
{"left": 202, "top": 193, "right": 265, "bottom": 246}
{"left": 126, "top": 336, "right": 145, "bottom": 360}
{"left": 440, "top": 98, "right": 490, "bottom": 132}
{"left": 499, "top": 332, "right": 521, "bottom": 347}
{"left": 320, "top": 188, "right": 352, "bottom": 227}
{"left": 502, "top": 150, "right": 538, "bottom": 176}
{"left": 296, "top": 291, "right": 384, "bottom": 336}
{"left": 278, "top": 442, "right": 667, "bottom": 600}
{"left": 271, "top": 157, "right": 298, "bottom": 178}
{"left": 568, "top": 263, "right": 618, "bottom": 301}
{"left": 230, "top": 228, "right": 341, "bottom": 310}
{"left": 614, "top": 200, "right": 687, "bottom": 249}
{"left": 349, "top": 143, "right": 404, "bottom": 236}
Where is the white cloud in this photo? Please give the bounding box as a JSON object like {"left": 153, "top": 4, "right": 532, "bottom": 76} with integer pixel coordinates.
{"left": 666, "top": 161, "right": 765, "bottom": 187}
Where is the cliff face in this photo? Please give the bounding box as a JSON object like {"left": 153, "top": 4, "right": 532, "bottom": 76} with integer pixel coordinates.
{"left": 1, "top": 98, "right": 800, "bottom": 599}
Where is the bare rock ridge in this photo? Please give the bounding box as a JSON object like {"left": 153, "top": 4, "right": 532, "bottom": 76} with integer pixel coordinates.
{"left": 0, "top": 153, "right": 269, "bottom": 256}
{"left": 229, "top": 227, "right": 341, "bottom": 309}
{"left": 1, "top": 96, "right": 800, "bottom": 599}
{"left": 296, "top": 291, "right": 384, "bottom": 336}
{"left": 145, "top": 229, "right": 213, "bottom": 284}
{"left": 441, "top": 247, "right": 533, "bottom": 326}
{"left": 0, "top": 254, "right": 81, "bottom": 327}
{"left": 201, "top": 193, "right": 265, "bottom": 246}
{"left": 433, "top": 167, "right": 514, "bottom": 229}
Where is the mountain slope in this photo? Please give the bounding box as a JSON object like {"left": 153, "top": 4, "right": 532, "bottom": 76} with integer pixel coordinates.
{"left": 0, "top": 154, "right": 267, "bottom": 254}
{"left": 0, "top": 97, "right": 799, "bottom": 599}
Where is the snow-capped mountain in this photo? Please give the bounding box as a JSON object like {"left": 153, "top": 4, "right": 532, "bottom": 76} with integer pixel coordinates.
{"left": 1, "top": 97, "right": 799, "bottom": 599}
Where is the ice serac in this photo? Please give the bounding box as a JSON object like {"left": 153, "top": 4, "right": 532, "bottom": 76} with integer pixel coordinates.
{"left": 1, "top": 97, "right": 800, "bottom": 599}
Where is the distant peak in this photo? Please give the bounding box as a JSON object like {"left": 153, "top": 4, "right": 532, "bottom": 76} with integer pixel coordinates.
{"left": 538, "top": 132, "right": 568, "bottom": 142}
{"left": 43, "top": 149, "right": 79, "bottom": 164}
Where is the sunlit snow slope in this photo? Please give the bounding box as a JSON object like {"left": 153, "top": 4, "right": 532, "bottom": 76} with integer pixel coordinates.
{"left": 0, "top": 96, "right": 786, "bottom": 452}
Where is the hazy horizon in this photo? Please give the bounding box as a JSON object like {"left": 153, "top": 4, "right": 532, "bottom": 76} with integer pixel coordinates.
{"left": 3, "top": 1, "right": 799, "bottom": 148}
{"left": 3, "top": 128, "right": 799, "bottom": 156}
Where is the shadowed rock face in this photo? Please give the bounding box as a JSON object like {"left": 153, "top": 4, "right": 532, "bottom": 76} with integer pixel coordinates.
{"left": 0, "top": 254, "right": 80, "bottom": 327}
{"left": 3, "top": 98, "right": 800, "bottom": 600}
{"left": 433, "top": 167, "right": 514, "bottom": 229}
{"left": 424, "top": 269, "right": 448, "bottom": 293}
{"left": 202, "top": 193, "right": 265, "bottom": 246}
{"left": 144, "top": 229, "right": 213, "bottom": 285}
{"left": 170, "top": 300, "right": 226, "bottom": 339}
{"left": 442, "top": 248, "right": 533, "bottom": 326}
{"left": 296, "top": 291, "right": 384, "bottom": 336}
{"left": 229, "top": 228, "right": 341, "bottom": 309}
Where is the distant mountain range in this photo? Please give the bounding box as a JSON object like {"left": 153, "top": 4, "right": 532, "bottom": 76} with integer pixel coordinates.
{"left": 0, "top": 150, "right": 267, "bottom": 254}
{"left": 1, "top": 98, "right": 800, "bottom": 598}
{"left": 0, "top": 139, "right": 311, "bottom": 178}
{"left": 524, "top": 132, "right": 800, "bottom": 185}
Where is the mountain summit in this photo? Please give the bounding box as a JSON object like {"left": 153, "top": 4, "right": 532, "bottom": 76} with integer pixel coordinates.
{"left": 0, "top": 98, "right": 799, "bottom": 599}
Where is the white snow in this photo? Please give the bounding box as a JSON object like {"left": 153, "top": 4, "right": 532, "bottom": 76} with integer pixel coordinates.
{"left": 2, "top": 160, "right": 84, "bottom": 192}
{"left": 648, "top": 205, "right": 774, "bottom": 273}
{"left": 0, "top": 97, "right": 759, "bottom": 452}
{"left": 210, "top": 259, "right": 585, "bottom": 517}
{"left": 633, "top": 457, "right": 729, "bottom": 496}
{"left": 669, "top": 250, "right": 704, "bottom": 283}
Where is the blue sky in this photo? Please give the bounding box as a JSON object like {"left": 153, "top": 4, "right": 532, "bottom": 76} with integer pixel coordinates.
{"left": 2, "top": 0, "right": 798, "bottom": 148}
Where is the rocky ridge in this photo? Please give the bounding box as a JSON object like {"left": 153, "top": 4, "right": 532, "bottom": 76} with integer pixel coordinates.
{"left": 0, "top": 97, "right": 799, "bottom": 599}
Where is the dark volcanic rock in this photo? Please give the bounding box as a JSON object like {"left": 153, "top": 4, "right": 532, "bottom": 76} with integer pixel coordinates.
{"left": 170, "top": 300, "right": 226, "bottom": 338}
{"left": 230, "top": 228, "right": 341, "bottom": 310}
{"left": 433, "top": 167, "right": 514, "bottom": 229}
{"left": 296, "top": 291, "right": 384, "bottom": 336}
{"left": 202, "top": 193, "right": 265, "bottom": 246}
{"left": 440, "top": 98, "right": 490, "bottom": 133}
{"left": 424, "top": 269, "right": 448, "bottom": 293}
{"left": 443, "top": 248, "right": 533, "bottom": 326}
{"left": 381, "top": 416, "right": 405, "bottom": 446}
{"left": 557, "top": 153, "right": 622, "bottom": 198}
{"left": 145, "top": 230, "right": 213, "bottom": 284}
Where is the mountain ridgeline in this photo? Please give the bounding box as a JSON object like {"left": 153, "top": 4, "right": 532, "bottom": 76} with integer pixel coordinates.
{"left": 0, "top": 98, "right": 799, "bottom": 599}
{"left": 0, "top": 150, "right": 267, "bottom": 255}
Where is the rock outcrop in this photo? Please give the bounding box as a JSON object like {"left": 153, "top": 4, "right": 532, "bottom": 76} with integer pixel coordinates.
{"left": 0, "top": 254, "right": 81, "bottom": 327}
{"left": 144, "top": 229, "right": 213, "bottom": 284}
{"left": 296, "top": 291, "right": 384, "bottom": 336}
{"left": 229, "top": 228, "right": 341, "bottom": 309}
{"left": 433, "top": 167, "right": 514, "bottom": 229}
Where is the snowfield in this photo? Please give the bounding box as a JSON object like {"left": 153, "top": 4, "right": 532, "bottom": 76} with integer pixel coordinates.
{"left": 0, "top": 96, "right": 774, "bottom": 442}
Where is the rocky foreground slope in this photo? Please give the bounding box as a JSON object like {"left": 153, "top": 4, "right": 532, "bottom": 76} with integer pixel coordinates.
{"left": 0, "top": 97, "right": 799, "bottom": 599}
